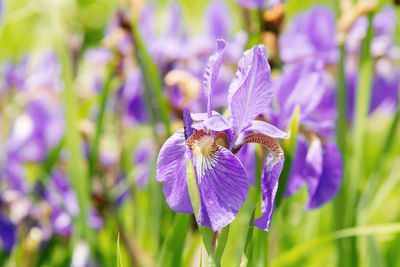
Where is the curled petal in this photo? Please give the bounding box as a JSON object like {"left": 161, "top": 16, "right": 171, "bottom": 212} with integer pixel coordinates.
{"left": 228, "top": 44, "right": 272, "bottom": 138}
{"left": 156, "top": 131, "right": 193, "bottom": 213}
{"left": 203, "top": 113, "right": 230, "bottom": 132}
{"left": 203, "top": 39, "right": 226, "bottom": 117}
{"left": 306, "top": 142, "right": 343, "bottom": 209}
{"left": 246, "top": 120, "right": 290, "bottom": 139}
{"left": 186, "top": 130, "right": 249, "bottom": 231}
{"left": 237, "top": 132, "right": 284, "bottom": 231}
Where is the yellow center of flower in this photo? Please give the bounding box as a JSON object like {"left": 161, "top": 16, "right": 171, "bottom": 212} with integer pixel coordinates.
{"left": 186, "top": 130, "right": 218, "bottom": 158}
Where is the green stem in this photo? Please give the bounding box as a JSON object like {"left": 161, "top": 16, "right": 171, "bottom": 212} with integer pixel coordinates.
{"left": 336, "top": 44, "right": 348, "bottom": 154}
{"left": 130, "top": 22, "right": 171, "bottom": 137}
{"left": 344, "top": 12, "right": 375, "bottom": 267}
{"left": 88, "top": 59, "right": 115, "bottom": 177}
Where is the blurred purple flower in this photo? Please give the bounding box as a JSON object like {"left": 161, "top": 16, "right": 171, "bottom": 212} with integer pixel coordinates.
{"left": 157, "top": 40, "right": 289, "bottom": 231}
{"left": 346, "top": 5, "right": 400, "bottom": 117}
{"left": 235, "top": 0, "right": 282, "bottom": 9}
{"left": 279, "top": 6, "right": 338, "bottom": 64}
{"left": 0, "top": 214, "right": 16, "bottom": 253}
{"left": 265, "top": 59, "right": 343, "bottom": 209}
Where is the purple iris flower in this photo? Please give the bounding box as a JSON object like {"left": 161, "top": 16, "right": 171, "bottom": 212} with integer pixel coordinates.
{"left": 266, "top": 59, "right": 343, "bottom": 209}
{"left": 156, "top": 40, "right": 289, "bottom": 232}
{"left": 346, "top": 6, "right": 400, "bottom": 117}
{"left": 279, "top": 6, "right": 338, "bottom": 64}
{"left": 120, "top": 68, "right": 148, "bottom": 125}
{"left": 235, "top": 0, "right": 282, "bottom": 9}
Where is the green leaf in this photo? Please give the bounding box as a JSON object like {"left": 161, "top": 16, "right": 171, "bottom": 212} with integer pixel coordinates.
{"left": 117, "top": 233, "right": 123, "bottom": 267}
{"left": 130, "top": 21, "right": 171, "bottom": 137}
{"left": 186, "top": 159, "right": 214, "bottom": 253}
{"left": 271, "top": 223, "right": 400, "bottom": 267}
{"left": 157, "top": 213, "right": 191, "bottom": 267}
{"left": 88, "top": 58, "right": 115, "bottom": 177}
{"left": 239, "top": 208, "right": 256, "bottom": 267}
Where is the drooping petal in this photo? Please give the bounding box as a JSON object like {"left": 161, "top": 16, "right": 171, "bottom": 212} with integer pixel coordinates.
{"left": 203, "top": 40, "right": 226, "bottom": 117}
{"left": 304, "top": 138, "right": 324, "bottom": 206}
{"left": 228, "top": 44, "right": 272, "bottom": 138}
{"left": 245, "top": 120, "right": 290, "bottom": 139}
{"left": 236, "top": 132, "right": 284, "bottom": 231}
{"left": 254, "top": 153, "right": 284, "bottom": 231}
{"left": 186, "top": 130, "right": 248, "bottom": 231}
{"left": 156, "top": 131, "right": 193, "bottom": 213}
{"left": 306, "top": 142, "right": 343, "bottom": 209}
{"left": 284, "top": 136, "right": 308, "bottom": 197}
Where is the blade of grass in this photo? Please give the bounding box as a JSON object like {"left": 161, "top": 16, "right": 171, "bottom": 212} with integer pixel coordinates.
{"left": 157, "top": 213, "right": 191, "bottom": 267}
{"left": 117, "top": 233, "right": 123, "bottom": 267}
{"left": 88, "top": 58, "right": 115, "bottom": 177}
{"left": 343, "top": 12, "right": 375, "bottom": 267}
{"left": 271, "top": 223, "right": 400, "bottom": 267}
{"left": 58, "top": 43, "right": 92, "bottom": 244}
{"left": 130, "top": 22, "right": 171, "bottom": 137}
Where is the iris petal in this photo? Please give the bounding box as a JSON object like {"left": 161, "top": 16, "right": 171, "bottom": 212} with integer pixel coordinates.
{"left": 237, "top": 133, "right": 284, "bottom": 231}
{"left": 187, "top": 130, "right": 248, "bottom": 231}
{"left": 306, "top": 142, "right": 343, "bottom": 209}
{"left": 203, "top": 39, "right": 226, "bottom": 117}
{"left": 255, "top": 153, "right": 284, "bottom": 231}
{"left": 228, "top": 44, "right": 272, "bottom": 139}
{"left": 245, "top": 120, "right": 290, "bottom": 139}
{"left": 156, "top": 131, "right": 193, "bottom": 213}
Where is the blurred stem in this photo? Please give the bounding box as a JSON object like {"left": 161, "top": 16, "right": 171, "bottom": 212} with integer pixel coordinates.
{"left": 57, "top": 42, "right": 93, "bottom": 245}
{"left": 336, "top": 44, "right": 348, "bottom": 154}
{"left": 130, "top": 22, "right": 171, "bottom": 137}
{"left": 88, "top": 58, "right": 115, "bottom": 177}
{"left": 344, "top": 12, "right": 375, "bottom": 267}
{"left": 186, "top": 160, "right": 229, "bottom": 266}
{"left": 333, "top": 43, "right": 348, "bottom": 267}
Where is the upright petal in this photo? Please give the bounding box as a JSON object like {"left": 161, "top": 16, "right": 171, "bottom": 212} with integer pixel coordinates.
{"left": 205, "top": 0, "right": 231, "bottom": 39}
{"left": 228, "top": 44, "right": 272, "bottom": 138}
{"left": 186, "top": 130, "right": 248, "bottom": 231}
{"left": 156, "top": 131, "right": 193, "bottom": 213}
{"left": 203, "top": 40, "right": 226, "bottom": 117}
{"left": 306, "top": 142, "right": 343, "bottom": 209}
